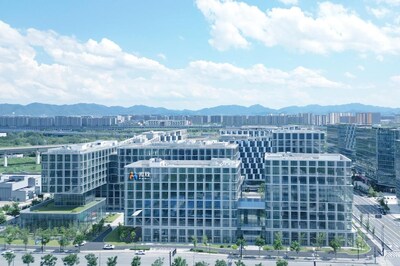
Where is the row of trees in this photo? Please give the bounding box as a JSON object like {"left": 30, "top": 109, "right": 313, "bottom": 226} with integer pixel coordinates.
{"left": 0, "top": 224, "right": 87, "bottom": 252}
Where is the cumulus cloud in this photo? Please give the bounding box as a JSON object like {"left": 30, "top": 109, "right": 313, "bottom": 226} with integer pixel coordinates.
{"left": 278, "top": 0, "right": 298, "bottom": 5}
{"left": 196, "top": 0, "right": 400, "bottom": 54}
{"left": 0, "top": 20, "right": 350, "bottom": 109}
{"left": 344, "top": 72, "right": 356, "bottom": 79}
{"left": 366, "top": 7, "right": 390, "bottom": 18}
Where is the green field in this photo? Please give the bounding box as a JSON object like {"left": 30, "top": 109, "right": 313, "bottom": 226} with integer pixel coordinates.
{"left": 0, "top": 156, "right": 41, "bottom": 174}
{"left": 104, "top": 213, "right": 121, "bottom": 223}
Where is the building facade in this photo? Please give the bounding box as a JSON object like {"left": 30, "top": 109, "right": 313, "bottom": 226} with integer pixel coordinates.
{"left": 263, "top": 153, "right": 354, "bottom": 246}
{"left": 124, "top": 158, "right": 243, "bottom": 243}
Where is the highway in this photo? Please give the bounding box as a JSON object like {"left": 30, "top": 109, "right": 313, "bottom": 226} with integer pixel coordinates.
{"left": 353, "top": 194, "right": 400, "bottom": 251}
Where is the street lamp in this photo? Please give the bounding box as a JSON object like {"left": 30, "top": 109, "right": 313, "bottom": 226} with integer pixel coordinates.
{"left": 312, "top": 247, "right": 317, "bottom": 266}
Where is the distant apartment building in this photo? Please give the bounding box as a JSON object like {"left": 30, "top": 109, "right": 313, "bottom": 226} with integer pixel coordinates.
{"left": 124, "top": 158, "right": 243, "bottom": 243}
{"left": 145, "top": 120, "right": 190, "bottom": 127}
{"left": 262, "top": 153, "right": 354, "bottom": 246}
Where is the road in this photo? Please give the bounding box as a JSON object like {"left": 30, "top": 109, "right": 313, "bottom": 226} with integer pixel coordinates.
{"left": 353, "top": 194, "right": 400, "bottom": 251}
{"left": 0, "top": 247, "right": 379, "bottom": 266}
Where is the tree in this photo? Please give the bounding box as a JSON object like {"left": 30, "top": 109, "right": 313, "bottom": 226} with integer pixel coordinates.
{"left": 58, "top": 235, "right": 70, "bottom": 252}
{"left": 8, "top": 202, "right": 20, "bottom": 217}
{"left": 316, "top": 232, "right": 325, "bottom": 251}
{"left": 255, "top": 236, "right": 265, "bottom": 257}
{"left": 329, "top": 237, "right": 343, "bottom": 259}
{"left": 73, "top": 234, "right": 85, "bottom": 251}
{"left": 255, "top": 264, "right": 263, "bottom": 266}
{"left": 355, "top": 235, "right": 364, "bottom": 260}
{"left": 202, "top": 234, "right": 210, "bottom": 253}
{"left": 131, "top": 256, "right": 141, "bottom": 266}
{"left": 273, "top": 232, "right": 283, "bottom": 257}
{"left": 4, "top": 227, "right": 17, "bottom": 249}
{"left": 191, "top": 235, "right": 197, "bottom": 248}
{"left": 195, "top": 262, "right": 209, "bottom": 266}
{"left": 276, "top": 259, "right": 288, "bottom": 266}
{"left": 214, "top": 260, "right": 227, "bottom": 266}
{"left": 172, "top": 256, "right": 188, "bottom": 266}
{"left": 38, "top": 229, "right": 52, "bottom": 252}
{"left": 152, "top": 257, "right": 164, "bottom": 266}
{"left": 130, "top": 230, "right": 136, "bottom": 244}
{"left": 40, "top": 254, "right": 58, "bottom": 266}
{"left": 106, "top": 256, "right": 118, "bottom": 266}
{"left": 19, "top": 228, "right": 30, "bottom": 251}
{"left": 22, "top": 253, "right": 35, "bottom": 266}
{"left": 0, "top": 212, "right": 6, "bottom": 225}
{"left": 258, "top": 182, "right": 265, "bottom": 198}
{"left": 290, "top": 240, "right": 301, "bottom": 254}
{"left": 234, "top": 261, "right": 245, "bottom": 266}
{"left": 2, "top": 251, "right": 16, "bottom": 266}
{"left": 236, "top": 237, "right": 246, "bottom": 259}
{"left": 62, "top": 254, "right": 80, "bottom": 266}
{"left": 85, "top": 253, "right": 98, "bottom": 266}
{"left": 359, "top": 213, "right": 364, "bottom": 225}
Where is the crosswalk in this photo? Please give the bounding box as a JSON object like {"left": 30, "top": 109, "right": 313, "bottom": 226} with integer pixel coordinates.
{"left": 385, "top": 250, "right": 400, "bottom": 258}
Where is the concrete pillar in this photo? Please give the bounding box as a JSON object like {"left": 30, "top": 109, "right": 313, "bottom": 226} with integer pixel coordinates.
{"left": 3, "top": 155, "right": 7, "bottom": 167}
{"left": 36, "top": 151, "right": 41, "bottom": 165}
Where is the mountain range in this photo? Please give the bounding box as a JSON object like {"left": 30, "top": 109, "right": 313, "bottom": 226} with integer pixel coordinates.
{"left": 0, "top": 102, "right": 399, "bottom": 116}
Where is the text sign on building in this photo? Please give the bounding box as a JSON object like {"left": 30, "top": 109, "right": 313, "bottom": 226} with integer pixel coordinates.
{"left": 129, "top": 171, "right": 151, "bottom": 180}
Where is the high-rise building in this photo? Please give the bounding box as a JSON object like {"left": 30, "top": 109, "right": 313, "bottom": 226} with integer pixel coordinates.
{"left": 124, "top": 158, "right": 243, "bottom": 243}
{"left": 262, "top": 153, "right": 354, "bottom": 246}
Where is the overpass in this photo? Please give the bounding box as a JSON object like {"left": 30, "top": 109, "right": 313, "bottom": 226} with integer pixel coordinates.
{"left": 0, "top": 144, "right": 64, "bottom": 167}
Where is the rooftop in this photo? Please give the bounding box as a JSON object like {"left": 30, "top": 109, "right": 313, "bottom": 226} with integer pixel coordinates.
{"left": 125, "top": 158, "right": 240, "bottom": 168}
{"left": 47, "top": 140, "right": 118, "bottom": 153}
{"left": 120, "top": 139, "right": 238, "bottom": 149}
{"left": 31, "top": 198, "right": 104, "bottom": 214}
{"left": 265, "top": 152, "right": 350, "bottom": 161}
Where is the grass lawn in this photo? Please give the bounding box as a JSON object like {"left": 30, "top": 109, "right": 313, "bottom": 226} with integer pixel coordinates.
{"left": 0, "top": 157, "right": 41, "bottom": 174}
{"left": 32, "top": 200, "right": 101, "bottom": 213}
{"left": 103, "top": 229, "right": 146, "bottom": 247}
{"left": 104, "top": 213, "right": 121, "bottom": 223}
{"left": 0, "top": 237, "right": 72, "bottom": 248}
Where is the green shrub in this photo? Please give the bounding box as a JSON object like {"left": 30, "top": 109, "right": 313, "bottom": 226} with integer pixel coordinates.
{"left": 220, "top": 245, "right": 224, "bottom": 248}
{"left": 231, "top": 244, "right": 238, "bottom": 250}
{"left": 263, "top": 245, "right": 271, "bottom": 251}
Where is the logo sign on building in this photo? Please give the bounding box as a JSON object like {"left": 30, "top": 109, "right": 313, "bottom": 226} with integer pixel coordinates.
{"left": 129, "top": 171, "right": 151, "bottom": 180}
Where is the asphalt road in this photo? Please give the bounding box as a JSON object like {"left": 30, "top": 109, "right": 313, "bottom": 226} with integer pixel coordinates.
{"left": 0, "top": 247, "right": 379, "bottom": 266}
{"left": 353, "top": 194, "right": 400, "bottom": 251}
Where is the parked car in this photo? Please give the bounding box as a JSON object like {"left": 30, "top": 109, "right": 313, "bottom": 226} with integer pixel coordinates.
{"left": 75, "top": 240, "right": 87, "bottom": 247}
{"left": 1, "top": 250, "right": 14, "bottom": 255}
{"left": 103, "top": 244, "right": 115, "bottom": 250}
{"left": 135, "top": 250, "right": 145, "bottom": 255}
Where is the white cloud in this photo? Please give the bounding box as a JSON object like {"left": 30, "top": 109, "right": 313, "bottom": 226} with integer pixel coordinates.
{"left": 0, "top": 20, "right": 351, "bottom": 109}
{"left": 157, "top": 53, "right": 167, "bottom": 60}
{"left": 278, "top": 0, "right": 298, "bottom": 5}
{"left": 391, "top": 75, "right": 400, "bottom": 83}
{"left": 196, "top": 0, "right": 400, "bottom": 54}
{"left": 376, "top": 55, "right": 384, "bottom": 61}
{"left": 366, "top": 7, "right": 390, "bottom": 18}
{"left": 357, "top": 65, "right": 365, "bottom": 71}
{"left": 377, "top": 0, "right": 400, "bottom": 6}
{"left": 344, "top": 72, "right": 356, "bottom": 79}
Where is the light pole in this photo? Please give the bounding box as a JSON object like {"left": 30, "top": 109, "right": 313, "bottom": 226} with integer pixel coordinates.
{"left": 312, "top": 247, "right": 317, "bottom": 266}
{"left": 381, "top": 224, "right": 385, "bottom": 256}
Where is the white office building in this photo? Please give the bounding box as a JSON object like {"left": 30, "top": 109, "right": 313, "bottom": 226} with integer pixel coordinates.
{"left": 124, "top": 158, "right": 243, "bottom": 243}
{"left": 263, "top": 153, "right": 355, "bottom": 246}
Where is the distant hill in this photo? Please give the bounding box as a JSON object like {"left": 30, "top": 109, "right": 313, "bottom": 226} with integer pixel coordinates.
{"left": 0, "top": 102, "right": 399, "bottom": 116}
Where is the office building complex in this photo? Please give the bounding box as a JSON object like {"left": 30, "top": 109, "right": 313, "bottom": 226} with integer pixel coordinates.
{"left": 21, "top": 141, "right": 117, "bottom": 228}
{"left": 124, "top": 158, "right": 243, "bottom": 243}
{"left": 355, "top": 127, "right": 400, "bottom": 190}
{"left": 262, "top": 153, "right": 354, "bottom": 246}
{"left": 326, "top": 124, "right": 356, "bottom": 160}
{"left": 220, "top": 127, "right": 326, "bottom": 185}
{"left": 108, "top": 140, "right": 239, "bottom": 210}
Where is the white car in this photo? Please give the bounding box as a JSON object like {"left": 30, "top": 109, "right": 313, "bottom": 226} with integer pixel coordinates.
{"left": 103, "top": 244, "right": 115, "bottom": 250}
{"left": 135, "top": 250, "right": 145, "bottom": 255}
{"left": 1, "top": 250, "right": 14, "bottom": 255}
{"left": 75, "top": 240, "right": 87, "bottom": 247}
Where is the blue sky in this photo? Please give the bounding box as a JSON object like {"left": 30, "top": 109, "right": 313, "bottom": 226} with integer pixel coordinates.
{"left": 0, "top": 0, "right": 399, "bottom": 109}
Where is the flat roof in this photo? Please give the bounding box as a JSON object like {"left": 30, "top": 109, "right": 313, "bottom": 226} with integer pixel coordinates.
{"left": 47, "top": 140, "right": 118, "bottom": 153}
{"left": 125, "top": 158, "right": 240, "bottom": 168}
{"left": 265, "top": 153, "right": 350, "bottom": 161}
{"left": 30, "top": 198, "right": 105, "bottom": 214}
{"left": 119, "top": 140, "right": 238, "bottom": 149}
